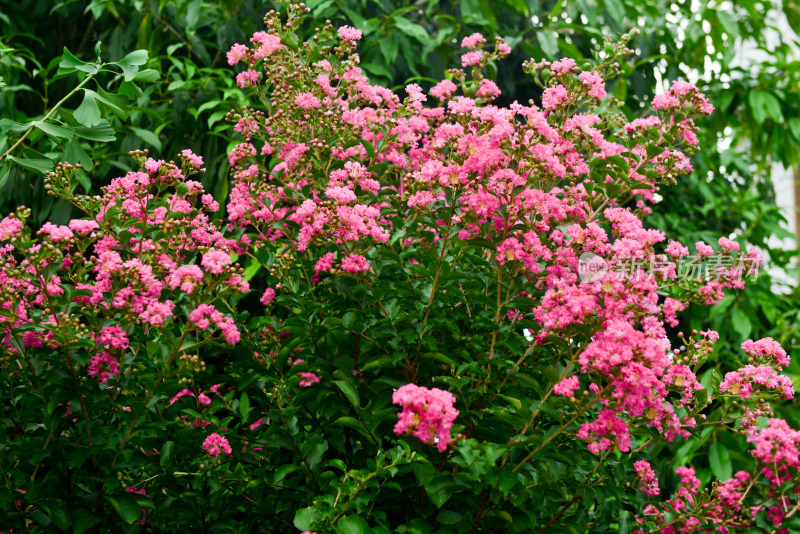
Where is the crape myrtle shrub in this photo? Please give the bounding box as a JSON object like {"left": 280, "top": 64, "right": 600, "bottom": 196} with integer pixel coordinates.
{"left": 2, "top": 4, "right": 800, "bottom": 533}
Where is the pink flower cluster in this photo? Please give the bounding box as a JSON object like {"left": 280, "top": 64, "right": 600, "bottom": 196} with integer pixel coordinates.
{"left": 393, "top": 384, "right": 459, "bottom": 452}
{"left": 634, "top": 460, "right": 660, "bottom": 496}
{"left": 202, "top": 433, "right": 232, "bottom": 457}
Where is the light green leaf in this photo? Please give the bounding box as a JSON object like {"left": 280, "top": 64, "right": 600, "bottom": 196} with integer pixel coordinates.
{"left": 393, "top": 16, "right": 428, "bottom": 42}
{"left": 74, "top": 91, "right": 102, "bottom": 127}
{"left": 58, "top": 47, "right": 98, "bottom": 75}
{"left": 133, "top": 69, "right": 160, "bottom": 83}
{"left": 731, "top": 307, "right": 752, "bottom": 340}
{"left": 337, "top": 516, "right": 372, "bottom": 534}
{"left": 74, "top": 122, "right": 116, "bottom": 142}
{"left": 35, "top": 120, "right": 73, "bottom": 140}
{"left": 709, "top": 442, "right": 732, "bottom": 481}
{"left": 749, "top": 90, "right": 783, "bottom": 124}
{"left": 0, "top": 163, "right": 11, "bottom": 190}
{"left": 293, "top": 507, "right": 314, "bottom": 530}
{"left": 6, "top": 155, "right": 53, "bottom": 174}
{"left": 116, "top": 49, "right": 148, "bottom": 81}
{"left": 130, "top": 127, "right": 162, "bottom": 151}
{"left": 537, "top": 31, "right": 558, "bottom": 58}
{"left": 604, "top": 0, "right": 625, "bottom": 24}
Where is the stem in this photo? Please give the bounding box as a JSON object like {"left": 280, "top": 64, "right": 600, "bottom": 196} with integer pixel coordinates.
{"left": 0, "top": 72, "right": 96, "bottom": 164}
{"left": 536, "top": 496, "right": 580, "bottom": 534}
{"left": 511, "top": 390, "right": 606, "bottom": 473}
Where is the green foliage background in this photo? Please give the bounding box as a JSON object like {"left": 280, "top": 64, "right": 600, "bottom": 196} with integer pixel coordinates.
{"left": 1, "top": 0, "right": 800, "bottom": 524}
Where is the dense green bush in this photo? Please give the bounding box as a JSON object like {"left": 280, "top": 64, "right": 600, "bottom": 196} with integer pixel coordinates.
{"left": 1, "top": 0, "right": 799, "bottom": 531}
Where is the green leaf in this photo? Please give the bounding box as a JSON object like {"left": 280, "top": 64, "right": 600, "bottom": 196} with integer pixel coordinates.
{"left": 73, "top": 91, "right": 102, "bottom": 127}
{"left": 293, "top": 507, "right": 314, "bottom": 530}
{"left": 208, "top": 110, "right": 227, "bottom": 128}
{"left": 42, "top": 500, "right": 71, "bottom": 530}
{"left": 436, "top": 510, "right": 463, "bottom": 524}
{"left": 160, "top": 440, "right": 175, "bottom": 467}
{"left": 6, "top": 155, "right": 53, "bottom": 174}
{"left": 337, "top": 516, "right": 372, "bottom": 534}
{"left": 94, "top": 88, "right": 129, "bottom": 118}
{"left": 73, "top": 122, "right": 116, "bottom": 142}
{"left": 731, "top": 307, "right": 752, "bottom": 340}
{"left": 334, "top": 380, "right": 361, "bottom": 410}
{"left": 130, "top": 127, "right": 162, "bottom": 151}
{"left": 133, "top": 68, "right": 160, "bottom": 82}
{"left": 709, "top": 442, "right": 732, "bottom": 481}
{"left": 58, "top": 47, "right": 98, "bottom": 75}
{"left": 239, "top": 392, "right": 251, "bottom": 418}
{"left": 332, "top": 416, "right": 373, "bottom": 442}
{"left": 393, "top": 16, "right": 429, "bottom": 42}
{"left": 34, "top": 121, "right": 73, "bottom": 140}
{"left": 789, "top": 118, "right": 800, "bottom": 141}
{"left": 749, "top": 90, "right": 783, "bottom": 124}
{"left": 604, "top": 0, "right": 625, "bottom": 24}
{"left": 63, "top": 139, "right": 93, "bottom": 170}
{"left": 537, "top": 31, "right": 558, "bottom": 58}
{"left": 106, "top": 494, "right": 140, "bottom": 525}
{"left": 716, "top": 11, "right": 738, "bottom": 39}
{"left": 71, "top": 508, "right": 101, "bottom": 534}
{"left": 0, "top": 162, "right": 11, "bottom": 190}
{"left": 116, "top": 49, "right": 148, "bottom": 81}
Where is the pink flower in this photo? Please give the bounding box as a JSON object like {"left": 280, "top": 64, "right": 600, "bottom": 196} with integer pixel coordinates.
{"left": 551, "top": 58, "right": 576, "bottom": 74}
{"left": 180, "top": 149, "right": 204, "bottom": 168}
{"left": 40, "top": 222, "right": 74, "bottom": 242}
{"left": 407, "top": 190, "right": 436, "bottom": 208}
{"left": 542, "top": 85, "right": 568, "bottom": 110}
{"left": 553, "top": 376, "right": 580, "bottom": 398}
{"left": 718, "top": 236, "right": 740, "bottom": 251}
{"left": 341, "top": 253, "right": 370, "bottom": 272}
{"left": 88, "top": 352, "right": 119, "bottom": 383}
{"left": 695, "top": 241, "right": 714, "bottom": 256}
{"left": 634, "top": 460, "right": 660, "bottom": 496}
{"left": 393, "top": 384, "right": 459, "bottom": 452}
{"left": 0, "top": 215, "right": 23, "bottom": 240}
{"left": 202, "top": 433, "right": 232, "bottom": 457}
{"left": 741, "top": 337, "right": 789, "bottom": 368}
{"left": 578, "top": 70, "right": 606, "bottom": 98}
{"left": 260, "top": 288, "right": 276, "bottom": 305}
{"left": 98, "top": 325, "right": 129, "bottom": 351}
{"left": 168, "top": 264, "right": 204, "bottom": 294}
{"left": 298, "top": 372, "right": 320, "bottom": 387}
{"left": 296, "top": 92, "right": 321, "bottom": 109}
{"left": 461, "top": 33, "right": 485, "bottom": 49}
{"left": 227, "top": 43, "right": 249, "bottom": 65}
{"left": 577, "top": 409, "right": 630, "bottom": 454}
{"left": 141, "top": 300, "right": 175, "bottom": 326}
{"left": 250, "top": 32, "right": 284, "bottom": 59}
{"left": 236, "top": 70, "right": 259, "bottom": 88}
{"left": 461, "top": 51, "right": 483, "bottom": 67}
{"left": 68, "top": 219, "right": 100, "bottom": 233}
{"left": 315, "top": 252, "right": 336, "bottom": 272}
{"left": 430, "top": 79, "right": 457, "bottom": 100}
{"left": 337, "top": 25, "right": 362, "bottom": 42}
{"left": 201, "top": 249, "right": 232, "bottom": 274}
